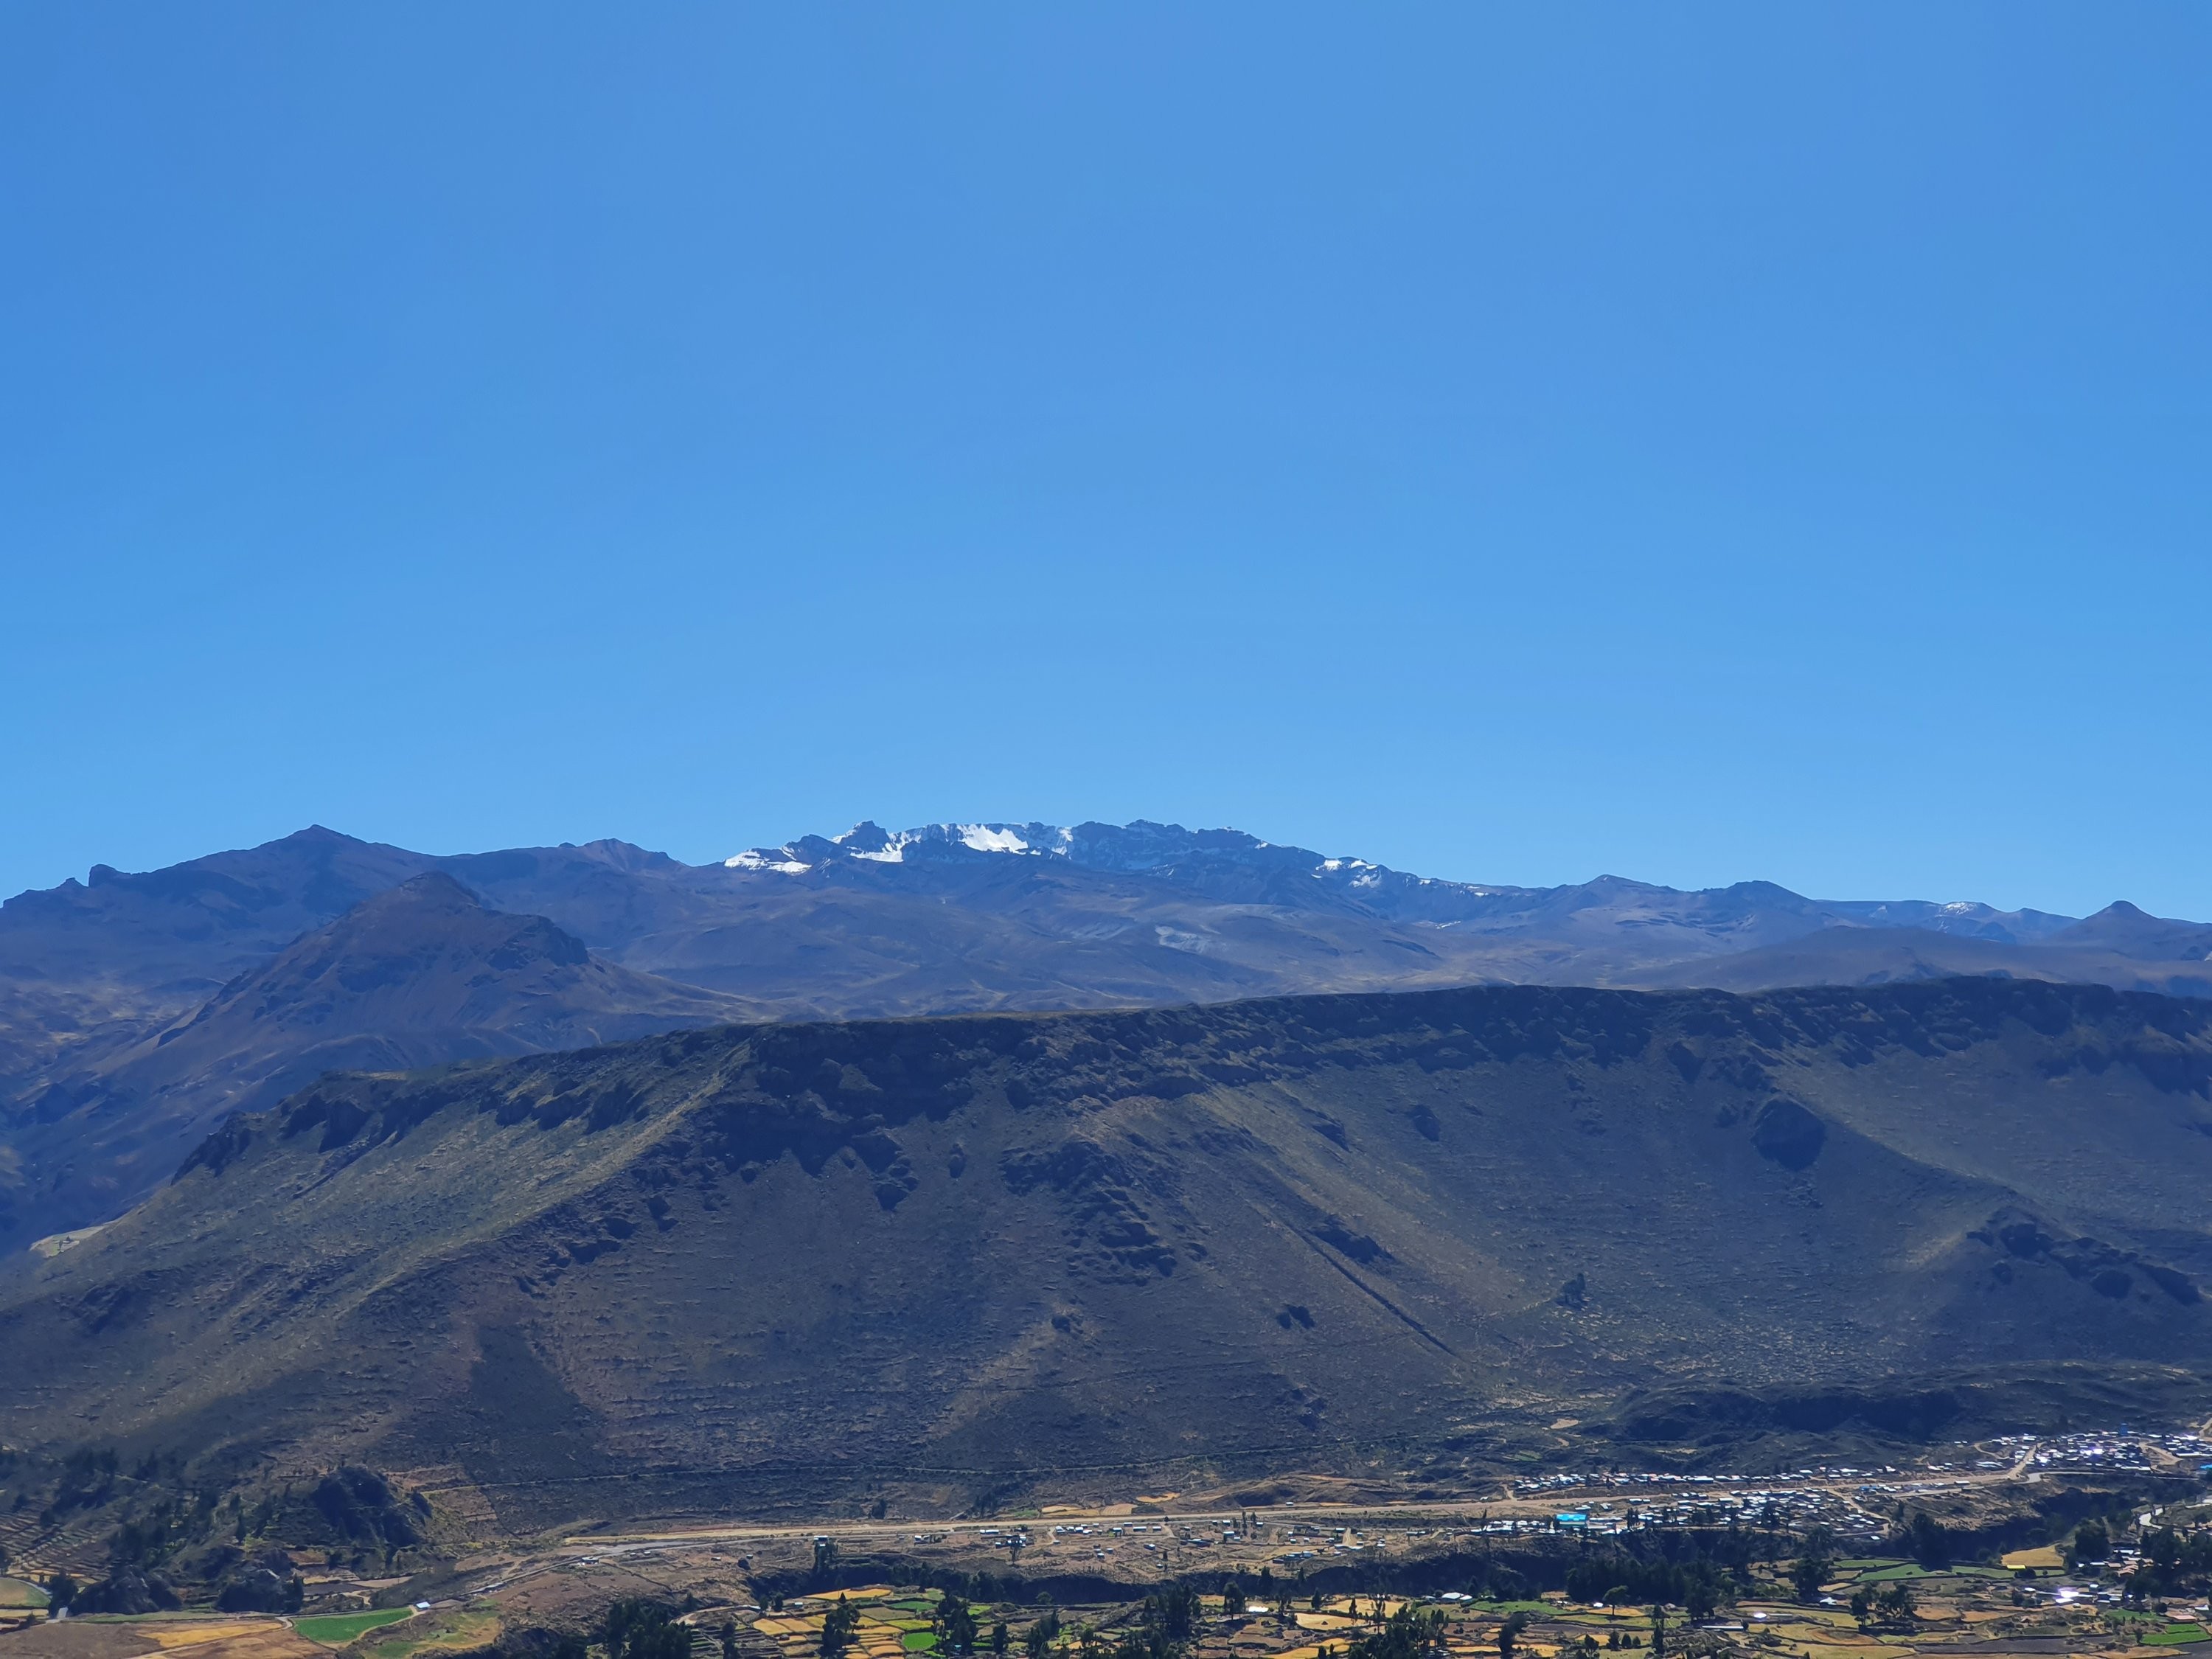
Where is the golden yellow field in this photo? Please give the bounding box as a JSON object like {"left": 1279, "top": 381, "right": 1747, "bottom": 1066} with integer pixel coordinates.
{"left": 145, "top": 1627, "right": 279, "bottom": 1650}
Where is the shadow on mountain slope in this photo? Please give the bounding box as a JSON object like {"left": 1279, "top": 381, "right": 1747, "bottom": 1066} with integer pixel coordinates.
{"left": 0, "top": 874, "right": 750, "bottom": 1248}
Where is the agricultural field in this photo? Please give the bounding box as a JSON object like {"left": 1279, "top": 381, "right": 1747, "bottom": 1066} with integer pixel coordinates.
{"left": 348, "top": 1608, "right": 498, "bottom": 1659}
{"left": 0, "top": 1617, "right": 324, "bottom": 1659}
{"left": 290, "top": 1611, "right": 415, "bottom": 1647}
{"left": 138, "top": 1627, "right": 296, "bottom": 1652}
{"left": 757, "top": 1588, "right": 948, "bottom": 1659}
{"left": 707, "top": 1559, "right": 2212, "bottom": 1659}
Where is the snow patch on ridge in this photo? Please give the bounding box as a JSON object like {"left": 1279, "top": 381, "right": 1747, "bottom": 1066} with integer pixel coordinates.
{"left": 959, "top": 824, "right": 1031, "bottom": 855}
{"left": 836, "top": 824, "right": 922, "bottom": 863}
{"left": 725, "top": 849, "right": 810, "bottom": 874}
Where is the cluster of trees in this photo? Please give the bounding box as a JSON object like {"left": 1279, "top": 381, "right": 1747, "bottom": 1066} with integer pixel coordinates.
{"left": 2070, "top": 1520, "right": 2112, "bottom": 1569}
{"left": 1788, "top": 1526, "right": 1837, "bottom": 1602}
{"left": 1559, "top": 1557, "right": 1742, "bottom": 1621}
{"left": 1022, "top": 1610, "right": 1062, "bottom": 1659}
{"left": 44, "top": 1449, "right": 121, "bottom": 1523}
{"left": 305, "top": 1467, "right": 430, "bottom": 1566}
{"left": 933, "top": 1595, "right": 980, "bottom": 1655}
{"left": 605, "top": 1599, "right": 698, "bottom": 1659}
{"left": 1848, "top": 1582, "right": 1916, "bottom": 1630}
{"left": 1339, "top": 1603, "right": 1451, "bottom": 1659}
{"left": 818, "top": 1599, "right": 862, "bottom": 1659}
{"left": 1020, "top": 1585, "right": 1218, "bottom": 1659}
{"left": 1888, "top": 1514, "right": 1950, "bottom": 1571}
{"left": 212, "top": 1565, "right": 303, "bottom": 1614}
{"left": 817, "top": 1594, "right": 1016, "bottom": 1659}
{"left": 2112, "top": 1524, "right": 2212, "bottom": 1601}
{"left": 1096, "top": 1585, "right": 1206, "bottom": 1659}
{"left": 1214, "top": 1570, "right": 1278, "bottom": 1614}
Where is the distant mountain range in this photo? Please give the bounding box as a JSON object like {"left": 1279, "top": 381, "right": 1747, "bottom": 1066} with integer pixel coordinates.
{"left": 7, "top": 976, "right": 2210, "bottom": 1520}
{"left": 3, "top": 818, "right": 2209, "bottom": 1251}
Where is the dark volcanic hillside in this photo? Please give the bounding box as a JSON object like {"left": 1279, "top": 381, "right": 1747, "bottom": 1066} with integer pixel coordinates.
{"left": 0, "top": 875, "right": 748, "bottom": 1248}
{"left": 5, "top": 978, "right": 2211, "bottom": 1526}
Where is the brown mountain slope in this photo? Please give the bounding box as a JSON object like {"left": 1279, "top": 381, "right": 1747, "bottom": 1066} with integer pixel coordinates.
{"left": 0, "top": 874, "right": 750, "bottom": 1248}
{"left": 4, "top": 978, "right": 2210, "bottom": 1526}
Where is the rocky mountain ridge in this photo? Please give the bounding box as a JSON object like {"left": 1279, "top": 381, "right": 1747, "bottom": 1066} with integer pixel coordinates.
{"left": 725, "top": 818, "right": 2087, "bottom": 943}
{"left": 5, "top": 819, "right": 2209, "bottom": 1253}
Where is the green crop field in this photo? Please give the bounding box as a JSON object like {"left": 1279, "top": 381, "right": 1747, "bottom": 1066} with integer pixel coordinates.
{"left": 2142, "top": 1625, "right": 2210, "bottom": 1646}
{"left": 0, "top": 1579, "right": 52, "bottom": 1609}
{"left": 901, "top": 1634, "right": 939, "bottom": 1651}
{"left": 295, "top": 1608, "right": 418, "bottom": 1644}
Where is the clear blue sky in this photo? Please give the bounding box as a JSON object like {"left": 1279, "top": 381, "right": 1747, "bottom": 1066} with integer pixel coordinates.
{"left": 4, "top": 6, "right": 2208, "bottom": 918}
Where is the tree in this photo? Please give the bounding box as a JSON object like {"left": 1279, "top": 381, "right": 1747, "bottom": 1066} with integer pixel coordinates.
{"left": 2071, "top": 1521, "right": 2111, "bottom": 1569}
{"left": 722, "top": 1622, "right": 740, "bottom": 1659}
{"left": 1498, "top": 1611, "right": 1532, "bottom": 1659}
{"left": 1682, "top": 1565, "right": 1726, "bottom": 1625}
{"left": 822, "top": 1598, "right": 862, "bottom": 1659}
{"left": 606, "top": 1600, "right": 691, "bottom": 1659}
{"left": 1792, "top": 1526, "right": 1837, "bottom": 1603}
{"left": 1024, "top": 1610, "right": 1062, "bottom": 1659}
{"left": 1344, "top": 1604, "right": 1446, "bottom": 1659}
{"left": 1147, "top": 1586, "right": 1195, "bottom": 1643}
{"left": 813, "top": 1538, "right": 841, "bottom": 1579}
{"left": 1851, "top": 1584, "right": 1914, "bottom": 1631}
{"left": 937, "top": 1596, "right": 981, "bottom": 1655}
{"left": 47, "top": 1572, "right": 79, "bottom": 1613}
{"left": 1647, "top": 1604, "right": 1668, "bottom": 1659}
{"left": 1905, "top": 1514, "right": 1950, "bottom": 1571}
{"left": 992, "top": 1624, "right": 1010, "bottom": 1656}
